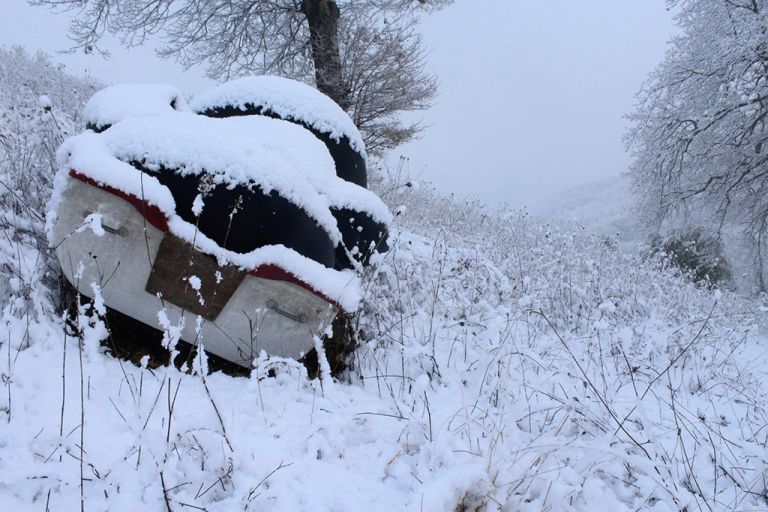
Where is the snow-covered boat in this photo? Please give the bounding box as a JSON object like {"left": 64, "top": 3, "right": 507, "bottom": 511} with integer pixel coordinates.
{"left": 49, "top": 80, "right": 391, "bottom": 367}
{"left": 190, "top": 76, "right": 389, "bottom": 269}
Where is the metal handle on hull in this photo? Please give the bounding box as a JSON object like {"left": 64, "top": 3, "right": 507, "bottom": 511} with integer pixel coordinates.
{"left": 83, "top": 210, "right": 129, "bottom": 237}
{"left": 266, "top": 299, "right": 308, "bottom": 324}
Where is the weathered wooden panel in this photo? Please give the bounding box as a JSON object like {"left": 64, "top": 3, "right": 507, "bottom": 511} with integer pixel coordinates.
{"left": 146, "top": 235, "right": 245, "bottom": 320}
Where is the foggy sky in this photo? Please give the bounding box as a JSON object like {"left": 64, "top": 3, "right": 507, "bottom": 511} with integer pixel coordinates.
{"left": 1, "top": 0, "right": 674, "bottom": 207}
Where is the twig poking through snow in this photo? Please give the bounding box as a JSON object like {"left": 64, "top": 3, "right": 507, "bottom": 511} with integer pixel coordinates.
{"left": 312, "top": 335, "right": 333, "bottom": 393}
{"left": 537, "top": 309, "right": 652, "bottom": 460}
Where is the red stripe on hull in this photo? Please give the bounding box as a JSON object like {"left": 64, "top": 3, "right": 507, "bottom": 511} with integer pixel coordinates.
{"left": 68, "top": 170, "right": 339, "bottom": 309}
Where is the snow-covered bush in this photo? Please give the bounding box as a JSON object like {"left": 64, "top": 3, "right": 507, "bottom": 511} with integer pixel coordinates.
{"left": 651, "top": 228, "right": 732, "bottom": 288}
{"left": 0, "top": 47, "right": 96, "bottom": 305}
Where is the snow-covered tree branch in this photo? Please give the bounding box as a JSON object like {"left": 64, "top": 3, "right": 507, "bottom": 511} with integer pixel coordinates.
{"left": 626, "top": 0, "right": 768, "bottom": 287}
{"left": 29, "top": 0, "right": 453, "bottom": 152}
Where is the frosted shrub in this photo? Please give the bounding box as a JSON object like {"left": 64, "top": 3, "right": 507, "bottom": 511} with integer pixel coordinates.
{"left": 0, "top": 47, "right": 96, "bottom": 310}
{"left": 651, "top": 228, "right": 732, "bottom": 288}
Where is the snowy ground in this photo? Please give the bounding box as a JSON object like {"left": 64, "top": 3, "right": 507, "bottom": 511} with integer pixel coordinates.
{"left": 3, "top": 49, "right": 768, "bottom": 511}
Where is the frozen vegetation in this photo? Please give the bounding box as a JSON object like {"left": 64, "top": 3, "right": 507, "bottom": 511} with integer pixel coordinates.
{"left": 2, "top": 48, "right": 768, "bottom": 511}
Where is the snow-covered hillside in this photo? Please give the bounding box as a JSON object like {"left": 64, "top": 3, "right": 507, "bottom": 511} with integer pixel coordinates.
{"left": 3, "top": 50, "right": 768, "bottom": 511}
{"left": 532, "top": 175, "right": 766, "bottom": 294}
{"left": 530, "top": 174, "right": 641, "bottom": 251}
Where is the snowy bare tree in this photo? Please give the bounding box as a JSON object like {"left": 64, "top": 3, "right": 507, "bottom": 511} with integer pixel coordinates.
{"left": 339, "top": 8, "right": 437, "bottom": 152}
{"left": 626, "top": 0, "right": 768, "bottom": 286}
{"left": 29, "top": 0, "right": 452, "bottom": 152}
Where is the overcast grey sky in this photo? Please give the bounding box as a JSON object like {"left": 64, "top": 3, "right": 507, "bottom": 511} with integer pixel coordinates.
{"left": 397, "top": 1, "right": 675, "bottom": 207}
{"left": 2, "top": 0, "right": 674, "bottom": 207}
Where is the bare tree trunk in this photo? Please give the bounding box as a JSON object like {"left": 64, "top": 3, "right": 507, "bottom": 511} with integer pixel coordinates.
{"left": 758, "top": 230, "right": 767, "bottom": 293}
{"left": 301, "top": 0, "right": 350, "bottom": 110}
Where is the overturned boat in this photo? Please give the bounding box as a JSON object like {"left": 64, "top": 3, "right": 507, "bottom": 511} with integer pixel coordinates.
{"left": 49, "top": 80, "right": 391, "bottom": 367}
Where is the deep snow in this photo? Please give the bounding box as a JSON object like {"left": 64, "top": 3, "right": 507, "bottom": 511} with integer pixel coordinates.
{"left": 83, "top": 84, "right": 188, "bottom": 131}
{"left": 191, "top": 76, "right": 366, "bottom": 157}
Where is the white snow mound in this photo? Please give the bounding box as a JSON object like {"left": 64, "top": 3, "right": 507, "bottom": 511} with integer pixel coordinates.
{"left": 191, "top": 76, "right": 366, "bottom": 157}
{"left": 84, "top": 83, "right": 187, "bottom": 130}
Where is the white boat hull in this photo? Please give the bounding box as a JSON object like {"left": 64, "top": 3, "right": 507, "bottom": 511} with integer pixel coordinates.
{"left": 51, "top": 175, "right": 338, "bottom": 367}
